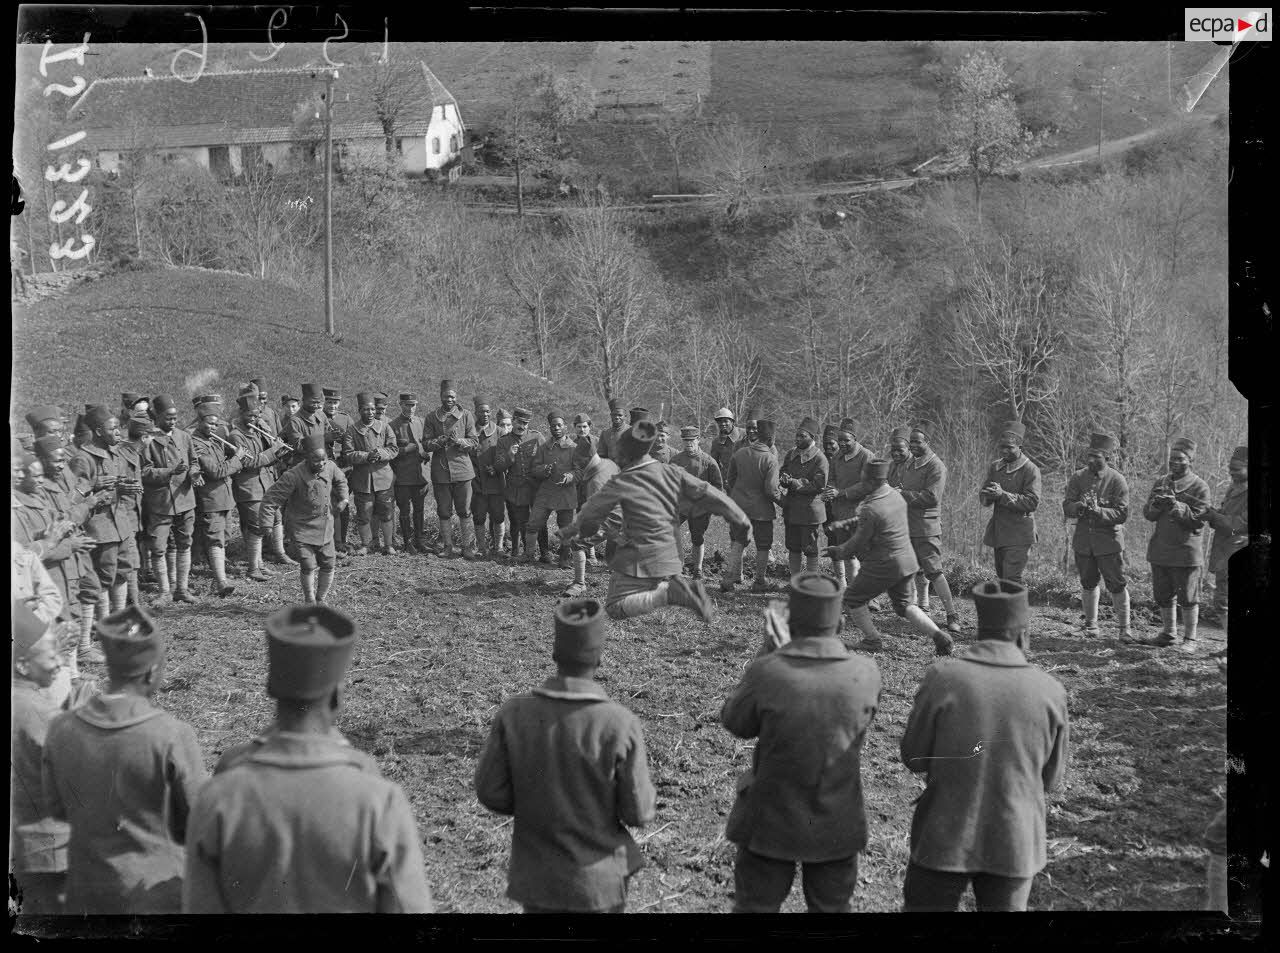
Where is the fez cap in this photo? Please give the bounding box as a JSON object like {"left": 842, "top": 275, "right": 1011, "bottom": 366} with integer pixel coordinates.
{"left": 628, "top": 407, "right": 651, "bottom": 425}
{"left": 322, "top": 387, "right": 340, "bottom": 399}
{"left": 788, "top": 572, "right": 844, "bottom": 638}
{"left": 24, "top": 404, "right": 62, "bottom": 429}
{"left": 714, "top": 407, "right": 735, "bottom": 421}
{"left": 33, "top": 435, "right": 64, "bottom": 459}
{"left": 399, "top": 392, "right": 417, "bottom": 402}
{"left": 998, "top": 420, "right": 1027, "bottom": 443}
{"left": 96, "top": 604, "right": 164, "bottom": 678}
{"left": 797, "top": 416, "right": 820, "bottom": 438}
{"left": 1171, "top": 436, "right": 1197, "bottom": 459}
{"left": 573, "top": 413, "right": 591, "bottom": 425}
{"left": 356, "top": 391, "right": 375, "bottom": 407}
{"left": 250, "top": 377, "right": 267, "bottom": 390}
{"left": 236, "top": 394, "right": 259, "bottom": 413}
{"left": 474, "top": 396, "right": 490, "bottom": 410}
{"left": 301, "top": 432, "right": 326, "bottom": 454}
{"left": 1231, "top": 445, "right": 1248, "bottom": 463}
{"left": 85, "top": 405, "right": 114, "bottom": 430}
{"left": 865, "top": 458, "right": 890, "bottom": 480}
{"left": 374, "top": 392, "right": 388, "bottom": 402}
{"left": 513, "top": 407, "right": 533, "bottom": 421}
{"left": 553, "top": 599, "right": 607, "bottom": 666}
{"left": 439, "top": 379, "right": 456, "bottom": 394}
{"left": 607, "top": 397, "right": 623, "bottom": 412}
{"left": 755, "top": 420, "right": 776, "bottom": 445}
{"left": 680, "top": 426, "right": 699, "bottom": 440}
{"left": 617, "top": 420, "right": 658, "bottom": 459}
{"left": 547, "top": 409, "right": 566, "bottom": 425}
{"left": 972, "top": 579, "right": 1030, "bottom": 642}
{"left": 889, "top": 426, "right": 911, "bottom": 444}
{"left": 127, "top": 413, "right": 158, "bottom": 436}
{"left": 152, "top": 394, "right": 178, "bottom": 414}
{"left": 265, "top": 604, "right": 359, "bottom": 701}
{"left": 195, "top": 402, "right": 221, "bottom": 418}
{"left": 302, "top": 383, "right": 325, "bottom": 401}
{"left": 1089, "top": 432, "right": 1118, "bottom": 454}
{"left": 13, "top": 600, "right": 53, "bottom": 663}
{"left": 910, "top": 420, "right": 933, "bottom": 440}
{"left": 839, "top": 418, "right": 857, "bottom": 438}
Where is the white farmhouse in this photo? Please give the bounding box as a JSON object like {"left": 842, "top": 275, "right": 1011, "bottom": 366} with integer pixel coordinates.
{"left": 66, "top": 64, "right": 466, "bottom": 177}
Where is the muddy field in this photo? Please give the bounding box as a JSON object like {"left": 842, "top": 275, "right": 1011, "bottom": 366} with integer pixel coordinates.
{"left": 146, "top": 518, "right": 1226, "bottom": 914}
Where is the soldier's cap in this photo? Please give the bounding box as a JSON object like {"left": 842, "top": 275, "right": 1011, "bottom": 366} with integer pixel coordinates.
{"left": 280, "top": 394, "right": 298, "bottom": 404}
{"left": 628, "top": 406, "right": 651, "bottom": 425}
{"left": 297, "top": 432, "right": 325, "bottom": 454}
{"left": 398, "top": 392, "right": 417, "bottom": 403}
{"left": 357, "top": 391, "right": 376, "bottom": 408}
{"left": 12, "top": 599, "right": 53, "bottom": 662}
{"left": 972, "top": 579, "right": 1030, "bottom": 643}
{"left": 797, "top": 416, "right": 821, "bottom": 438}
{"left": 997, "top": 420, "right": 1027, "bottom": 444}
{"left": 888, "top": 426, "right": 911, "bottom": 445}
{"left": 73, "top": 413, "right": 89, "bottom": 437}
{"left": 83, "top": 403, "right": 98, "bottom": 415}
{"left": 822, "top": 423, "right": 840, "bottom": 440}
{"left": 474, "top": 396, "right": 490, "bottom": 410}
{"left": 152, "top": 394, "right": 178, "bottom": 415}
{"left": 121, "top": 392, "right": 143, "bottom": 408}
{"left": 374, "top": 392, "right": 389, "bottom": 404}
{"left": 553, "top": 598, "right": 607, "bottom": 667}
{"left": 13, "top": 447, "right": 37, "bottom": 469}
{"left": 865, "top": 458, "right": 890, "bottom": 480}
{"left": 788, "top": 572, "right": 844, "bottom": 638}
{"left": 127, "top": 412, "right": 158, "bottom": 436}
{"left": 513, "top": 406, "right": 533, "bottom": 422}
{"left": 496, "top": 407, "right": 512, "bottom": 422}
{"left": 195, "top": 402, "right": 221, "bottom": 419}
{"left": 85, "top": 404, "right": 114, "bottom": 430}
{"left": 1089, "top": 432, "right": 1118, "bottom": 454}
{"left": 24, "top": 404, "right": 62, "bottom": 429}
{"left": 322, "top": 387, "right": 340, "bottom": 400}
{"left": 617, "top": 420, "right": 658, "bottom": 459}
{"left": 241, "top": 393, "right": 270, "bottom": 414}
{"left": 238, "top": 382, "right": 260, "bottom": 397}
{"left": 194, "top": 394, "right": 223, "bottom": 407}
{"left": 33, "top": 435, "right": 64, "bottom": 460}
{"left": 607, "top": 397, "right": 623, "bottom": 413}
{"left": 680, "top": 426, "right": 699, "bottom": 440}
{"left": 1231, "top": 445, "right": 1248, "bottom": 464}
{"left": 301, "top": 382, "right": 325, "bottom": 401}
{"left": 439, "top": 379, "right": 457, "bottom": 395}
{"left": 265, "top": 604, "right": 360, "bottom": 701}
{"left": 910, "top": 420, "right": 933, "bottom": 440}
{"left": 96, "top": 604, "right": 164, "bottom": 679}
{"left": 755, "top": 420, "right": 776, "bottom": 445}
{"left": 714, "top": 406, "right": 735, "bottom": 421}
{"left": 573, "top": 413, "right": 590, "bottom": 426}
{"left": 1172, "top": 436, "right": 1197, "bottom": 460}
{"left": 547, "top": 409, "right": 566, "bottom": 424}
{"left": 839, "top": 418, "right": 857, "bottom": 438}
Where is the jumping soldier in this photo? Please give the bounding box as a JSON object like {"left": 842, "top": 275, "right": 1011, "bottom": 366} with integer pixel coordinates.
{"left": 978, "top": 421, "right": 1042, "bottom": 586}
{"left": 390, "top": 391, "right": 431, "bottom": 555}
{"left": 343, "top": 391, "right": 398, "bottom": 557}
{"left": 1142, "top": 436, "right": 1211, "bottom": 653}
{"left": 421, "top": 379, "right": 479, "bottom": 559}
{"left": 1062, "top": 432, "right": 1130, "bottom": 641}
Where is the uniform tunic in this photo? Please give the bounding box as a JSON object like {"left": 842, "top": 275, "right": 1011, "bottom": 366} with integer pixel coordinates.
{"left": 710, "top": 427, "right": 746, "bottom": 475}
{"left": 496, "top": 431, "right": 544, "bottom": 507}
{"left": 184, "top": 731, "right": 433, "bottom": 913}
{"left": 228, "top": 424, "right": 285, "bottom": 503}
{"left": 343, "top": 418, "right": 398, "bottom": 493}
{"left": 69, "top": 443, "right": 127, "bottom": 543}
{"left": 116, "top": 441, "right": 145, "bottom": 537}
{"left": 830, "top": 483, "right": 918, "bottom": 581}
{"left": 1143, "top": 471, "right": 1211, "bottom": 566}
{"left": 1207, "top": 480, "right": 1248, "bottom": 574}
{"left": 13, "top": 540, "right": 64, "bottom": 622}
{"left": 671, "top": 447, "right": 723, "bottom": 518}
{"left": 389, "top": 415, "right": 431, "bottom": 486}
{"left": 260, "top": 460, "right": 350, "bottom": 546}
{"left": 36, "top": 479, "right": 91, "bottom": 606}
{"left": 1062, "top": 465, "right": 1128, "bottom": 556}
{"left": 726, "top": 443, "right": 781, "bottom": 522}
{"left": 422, "top": 407, "right": 479, "bottom": 483}
{"left": 11, "top": 680, "right": 70, "bottom": 876}
{"left": 781, "top": 444, "right": 829, "bottom": 526}
{"left": 828, "top": 443, "right": 874, "bottom": 521}
{"left": 597, "top": 424, "right": 627, "bottom": 462}
{"left": 901, "top": 640, "right": 1069, "bottom": 878}
{"left": 142, "top": 428, "right": 199, "bottom": 516}
{"left": 896, "top": 451, "right": 947, "bottom": 540}
{"left": 721, "top": 637, "right": 881, "bottom": 862}
{"left": 281, "top": 411, "right": 330, "bottom": 454}
{"left": 531, "top": 435, "right": 584, "bottom": 512}
{"left": 43, "top": 693, "right": 207, "bottom": 914}
{"left": 473, "top": 422, "right": 506, "bottom": 497}
{"left": 475, "top": 676, "right": 656, "bottom": 912}
{"left": 191, "top": 433, "right": 243, "bottom": 513}
{"left": 980, "top": 454, "right": 1042, "bottom": 549}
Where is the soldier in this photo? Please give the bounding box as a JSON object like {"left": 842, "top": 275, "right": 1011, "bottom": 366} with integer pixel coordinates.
{"left": 821, "top": 419, "right": 875, "bottom": 588}
{"left": 493, "top": 407, "right": 544, "bottom": 562}
{"left": 118, "top": 413, "right": 158, "bottom": 605}
{"left": 721, "top": 572, "right": 881, "bottom": 913}
{"left": 282, "top": 382, "right": 328, "bottom": 453}
{"left": 13, "top": 448, "right": 94, "bottom": 629}
{"left": 1142, "top": 436, "right": 1212, "bottom": 652}
{"left": 651, "top": 420, "right": 674, "bottom": 463}
{"left": 496, "top": 407, "right": 513, "bottom": 438}
{"left": 557, "top": 420, "right": 749, "bottom": 622}
{"left": 373, "top": 391, "right": 390, "bottom": 421}
{"left": 897, "top": 422, "right": 962, "bottom": 634}
{"left": 248, "top": 378, "right": 281, "bottom": 438}
{"left": 24, "top": 403, "right": 66, "bottom": 442}
{"left": 526, "top": 410, "right": 582, "bottom": 568}
{"left": 342, "top": 392, "right": 398, "bottom": 557}
{"left": 69, "top": 405, "right": 136, "bottom": 626}
{"left": 471, "top": 397, "right": 506, "bottom": 559}
{"left": 390, "top": 391, "right": 431, "bottom": 555}
{"left": 229, "top": 393, "right": 292, "bottom": 580}
{"left": 710, "top": 407, "right": 745, "bottom": 476}
{"left": 672, "top": 425, "right": 724, "bottom": 579}
{"left": 11, "top": 601, "right": 71, "bottom": 915}
{"left": 1062, "top": 432, "right": 1131, "bottom": 641}
{"left": 142, "top": 395, "right": 202, "bottom": 604}
{"left": 422, "top": 379, "right": 479, "bottom": 559}
{"left": 563, "top": 435, "right": 621, "bottom": 598}
{"left": 824, "top": 459, "right": 955, "bottom": 656}
{"left": 121, "top": 392, "right": 149, "bottom": 421}
{"left": 322, "top": 387, "right": 355, "bottom": 554}
{"left": 597, "top": 398, "right": 627, "bottom": 462}
{"left": 979, "top": 421, "right": 1042, "bottom": 585}
{"left": 1202, "top": 445, "right": 1248, "bottom": 632}
{"left": 573, "top": 412, "right": 595, "bottom": 451}
{"left": 475, "top": 598, "right": 655, "bottom": 913}
{"left": 900, "top": 580, "right": 1069, "bottom": 912}
{"left": 261, "top": 432, "right": 350, "bottom": 605}
{"left": 193, "top": 402, "right": 251, "bottom": 597}
{"left": 723, "top": 419, "right": 782, "bottom": 594}
{"left": 184, "top": 604, "right": 434, "bottom": 913}
{"left": 278, "top": 392, "right": 300, "bottom": 430}
{"left": 42, "top": 605, "right": 208, "bottom": 915}
{"left": 780, "top": 416, "right": 830, "bottom": 577}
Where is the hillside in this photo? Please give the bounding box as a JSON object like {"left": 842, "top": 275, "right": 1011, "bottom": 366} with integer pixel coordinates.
{"left": 9, "top": 266, "right": 596, "bottom": 420}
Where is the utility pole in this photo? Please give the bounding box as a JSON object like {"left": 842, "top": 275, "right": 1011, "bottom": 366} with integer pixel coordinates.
{"left": 322, "top": 69, "right": 337, "bottom": 337}
{"left": 1166, "top": 40, "right": 1173, "bottom": 105}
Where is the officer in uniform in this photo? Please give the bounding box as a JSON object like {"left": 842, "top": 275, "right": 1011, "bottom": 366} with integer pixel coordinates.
{"left": 1062, "top": 432, "right": 1130, "bottom": 641}
{"left": 390, "top": 391, "right": 431, "bottom": 555}
{"left": 493, "top": 407, "right": 543, "bottom": 562}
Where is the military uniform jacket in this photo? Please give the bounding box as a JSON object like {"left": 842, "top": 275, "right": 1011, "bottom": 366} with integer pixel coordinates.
{"left": 343, "top": 418, "right": 397, "bottom": 494}
{"left": 281, "top": 411, "right": 329, "bottom": 454}
{"left": 829, "top": 444, "right": 874, "bottom": 521}
{"left": 597, "top": 424, "right": 627, "bottom": 462}
{"left": 423, "top": 407, "right": 479, "bottom": 483}
{"left": 11, "top": 680, "right": 70, "bottom": 875}
{"left": 43, "top": 472, "right": 93, "bottom": 589}
{"left": 326, "top": 410, "right": 355, "bottom": 467}
{"left": 184, "top": 731, "right": 433, "bottom": 913}
{"left": 116, "top": 441, "right": 145, "bottom": 534}
{"left": 710, "top": 427, "right": 745, "bottom": 475}
{"left": 472, "top": 422, "right": 505, "bottom": 496}
{"left": 980, "top": 454, "right": 1042, "bottom": 548}
{"left": 43, "top": 693, "right": 208, "bottom": 915}
{"left": 12, "top": 488, "right": 77, "bottom": 567}
{"left": 831, "top": 483, "right": 919, "bottom": 581}
{"left": 781, "top": 444, "right": 829, "bottom": 525}
{"left": 69, "top": 443, "right": 127, "bottom": 543}
{"left": 260, "top": 459, "right": 350, "bottom": 547}
{"left": 229, "top": 424, "right": 285, "bottom": 503}
{"left": 474, "top": 676, "right": 656, "bottom": 912}
{"left": 901, "top": 640, "right": 1069, "bottom": 878}
{"left": 726, "top": 443, "right": 781, "bottom": 522}
{"left": 650, "top": 444, "right": 673, "bottom": 465}
{"left": 896, "top": 451, "right": 947, "bottom": 539}
{"left": 389, "top": 414, "right": 431, "bottom": 486}
{"left": 532, "top": 435, "right": 584, "bottom": 511}
{"left": 257, "top": 405, "right": 282, "bottom": 438}
{"left": 192, "top": 433, "right": 244, "bottom": 512}
{"left": 1143, "top": 471, "right": 1211, "bottom": 567}
{"left": 672, "top": 447, "right": 723, "bottom": 518}
{"left": 722, "top": 637, "right": 881, "bottom": 862}
{"left": 1207, "top": 480, "right": 1248, "bottom": 573}
{"left": 1062, "top": 465, "right": 1128, "bottom": 557}
{"left": 495, "top": 431, "right": 544, "bottom": 506}
{"left": 142, "top": 428, "right": 199, "bottom": 516}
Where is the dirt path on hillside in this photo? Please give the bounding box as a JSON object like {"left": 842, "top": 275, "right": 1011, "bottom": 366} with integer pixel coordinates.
{"left": 1022, "top": 109, "right": 1222, "bottom": 171}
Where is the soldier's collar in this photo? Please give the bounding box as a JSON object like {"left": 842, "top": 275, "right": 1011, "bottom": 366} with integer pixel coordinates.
{"left": 909, "top": 450, "right": 936, "bottom": 469}
{"left": 776, "top": 635, "right": 850, "bottom": 660}
{"left": 997, "top": 454, "right": 1028, "bottom": 473}
{"left": 534, "top": 675, "right": 610, "bottom": 702}
{"left": 789, "top": 443, "right": 821, "bottom": 465}
{"left": 839, "top": 442, "right": 864, "bottom": 461}
{"left": 11, "top": 488, "right": 44, "bottom": 508}
{"left": 622, "top": 457, "right": 659, "bottom": 473}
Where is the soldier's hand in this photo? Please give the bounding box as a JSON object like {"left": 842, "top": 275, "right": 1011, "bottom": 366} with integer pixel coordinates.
{"left": 557, "top": 473, "right": 573, "bottom": 485}
{"left": 70, "top": 534, "right": 95, "bottom": 554}
{"left": 338, "top": 498, "right": 351, "bottom": 513}
{"left": 172, "top": 461, "right": 188, "bottom": 475}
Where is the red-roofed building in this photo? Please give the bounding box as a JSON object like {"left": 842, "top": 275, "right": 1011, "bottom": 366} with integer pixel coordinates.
{"left": 67, "top": 64, "right": 466, "bottom": 177}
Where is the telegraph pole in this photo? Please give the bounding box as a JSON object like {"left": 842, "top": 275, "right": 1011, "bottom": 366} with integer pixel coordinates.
{"left": 323, "top": 69, "right": 337, "bottom": 337}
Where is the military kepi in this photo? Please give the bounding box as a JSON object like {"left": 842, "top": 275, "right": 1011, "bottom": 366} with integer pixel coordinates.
{"left": 788, "top": 572, "right": 843, "bottom": 638}
{"left": 972, "top": 580, "right": 1030, "bottom": 641}
{"left": 617, "top": 420, "right": 657, "bottom": 458}
{"left": 865, "top": 458, "right": 890, "bottom": 480}
{"left": 96, "top": 604, "right": 164, "bottom": 677}
{"left": 12, "top": 599, "right": 51, "bottom": 660}
{"left": 553, "top": 598, "right": 606, "bottom": 666}
{"left": 265, "top": 604, "right": 360, "bottom": 701}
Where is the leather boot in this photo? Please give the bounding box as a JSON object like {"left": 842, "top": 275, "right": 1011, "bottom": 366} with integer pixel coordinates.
{"left": 521, "top": 527, "right": 539, "bottom": 564}
{"left": 690, "top": 543, "right": 705, "bottom": 579}
{"left": 722, "top": 541, "right": 745, "bottom": 592}
{"left": 1081, "top": 586, "right": 1101, "bottom": 636}
{"left": 399, "top": 519, "right": 416, "bottom": 553}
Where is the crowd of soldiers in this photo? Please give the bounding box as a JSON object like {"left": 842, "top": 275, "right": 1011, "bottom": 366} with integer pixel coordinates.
{"left": 11, "top": 376, "right": 1245, "bottom": 915}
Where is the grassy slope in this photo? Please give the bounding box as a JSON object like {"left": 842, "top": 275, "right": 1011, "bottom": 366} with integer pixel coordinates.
{"left": 9, "top": 266, "right": 596, "bottom": 418}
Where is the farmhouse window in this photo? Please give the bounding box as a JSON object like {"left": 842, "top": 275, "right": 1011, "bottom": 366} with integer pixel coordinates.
{"left": 432, "top": 137, "right": 441, "bottom": 155}
{"left": 395, "top": 138, "right": 403, "bottom": 154}
{"left": 449, "top": 134, "right": 458, "bottom": 153}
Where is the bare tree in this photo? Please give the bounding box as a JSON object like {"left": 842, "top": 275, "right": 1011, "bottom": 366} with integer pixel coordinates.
{"left": 224, "top": 160, "right": 320, "bottom": 280}
{"left": 345, "top": 60, "right": 425, "bottom": 157}
{"left": 654, "top": 105, "right": 700, "bottom": 193}
{"left": 502, "top": 228, "right": 568, "bottom": 379}
{"left": 693, "top": 114, "right": 778, "bottom": 222}
{"left": 704, "top": 292, "right": 764, "bottom": 421}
